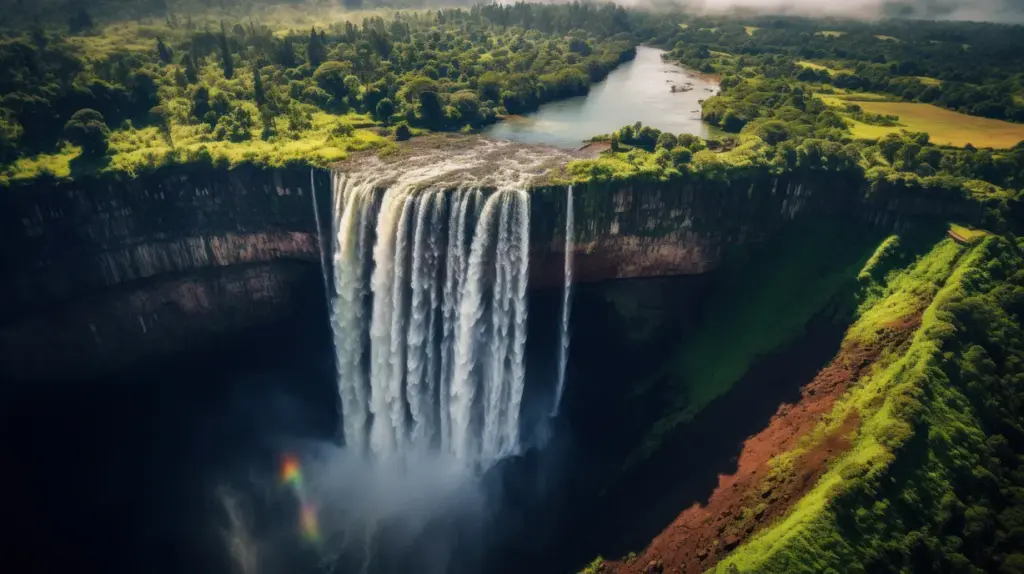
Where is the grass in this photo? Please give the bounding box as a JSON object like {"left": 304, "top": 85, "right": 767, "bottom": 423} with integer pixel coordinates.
{"left": 625, "top": 219, "right": 886, "bottom": 466}
{"left": 0, "top": 143, "right": 80, "bottom": 181}
{"left": 818, "top": 93, "right": 894, "bottom": 105}
{"left": 578, "top": 557, "right": 606, "bottom": 573}
{"left": 714, "top": 236, "right": 995, "bottom": 573}
{"left": 797, "top": 60, "right": 836, "bottom": 72}
{"left": 821, "top": 96, "right": 1024, "bottom": 148}
{"left": 874, "top": 35, "right": 900, "bottom": 42}
{"left": 948, "top": 222, "right": 989, "bottom": 243}
{"left": 816, "top": 31, "right": 846, "bottom": 38}
{"left": 913, "top": 76, "right": 943, "bottom": 86}
{"left": 845, "top": 119, "right": 904, "bottom": 141}
{"left": 708, "top": 235, "right": 970, "bottom": 568}
{"left": 744, "top": 26, "right": 760, "bottom": 35}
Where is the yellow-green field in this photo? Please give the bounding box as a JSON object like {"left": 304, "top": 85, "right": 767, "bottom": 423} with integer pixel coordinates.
{"left": 819, "top": 93, "right": 894, "bottom": 105}
{"left": 914, "top": 76, "right": 943, "bottom": 86}
{"left": 821, "top": 96, "right": 1024, "bottom": 148}
{"left": 797, "top": 60, "right": 835, "bottom": 72}
{"left": 949, "top": 223, "right": 990, "bottom": 244}
{"left": 744, "top": 26, "right": 760, "bottom": 35}
{"left": 874, "top": 35, "right": 900, "bottom": 42}
{"left": 816, "top": 31, "right": 845, "bottom": 38}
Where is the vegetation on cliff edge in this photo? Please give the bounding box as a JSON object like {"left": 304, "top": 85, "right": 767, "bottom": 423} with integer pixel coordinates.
{"left": 715, "top": 235, "right": 1024, "bottom": 573}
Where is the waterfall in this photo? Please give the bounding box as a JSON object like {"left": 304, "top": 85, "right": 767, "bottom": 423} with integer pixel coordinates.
{"left": 552, "top": 185, "right": 574, "bottom": 415}
{"left": 310, "top": 169, "right": 330, "bottom": 302}
{"left": 328, "top": 158, "right": 533, "bottom": 469}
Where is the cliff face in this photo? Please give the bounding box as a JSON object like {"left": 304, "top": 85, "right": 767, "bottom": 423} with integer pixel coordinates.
{"left": 0, "top": 165, "right": 333, "bottom": 385}
{"left": 0, "top": 163, "right": 988, "bottom": 385}
{"left": 528, "top": 171, "right": 986, "bottom": 287}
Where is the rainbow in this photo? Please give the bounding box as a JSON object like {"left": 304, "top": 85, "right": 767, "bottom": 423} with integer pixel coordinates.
{"left": 279, "top": 453, "right": 321, "bottom": 544}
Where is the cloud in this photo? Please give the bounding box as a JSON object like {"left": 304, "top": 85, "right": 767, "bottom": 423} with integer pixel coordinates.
{"left": 618, "top": 0, "right": 1024, "bottom": 22}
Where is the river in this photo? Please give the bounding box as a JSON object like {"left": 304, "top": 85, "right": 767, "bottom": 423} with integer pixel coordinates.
{"left": 482, "top": 46, "right": 721, "bottom": 148}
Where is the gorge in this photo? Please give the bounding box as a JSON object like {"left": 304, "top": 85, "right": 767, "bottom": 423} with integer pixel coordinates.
{"left": 0, "top": 137, "right": 1010, "bottom": 574}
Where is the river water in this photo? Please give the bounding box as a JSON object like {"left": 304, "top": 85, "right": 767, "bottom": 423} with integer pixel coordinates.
{"left": 482, "top": 46, "right": 720, "bottom": 148}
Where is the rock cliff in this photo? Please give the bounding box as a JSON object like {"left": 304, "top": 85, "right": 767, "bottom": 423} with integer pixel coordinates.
{"left": 0, "top": 162, "right": 989, "bottom": 385}
{"left": 0, "top": 165, "right": 332, "bottom": 384}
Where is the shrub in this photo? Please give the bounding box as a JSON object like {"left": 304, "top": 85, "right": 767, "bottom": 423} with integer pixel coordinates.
{"left": 63, "top": 109, "right": 110, "bottom": 158}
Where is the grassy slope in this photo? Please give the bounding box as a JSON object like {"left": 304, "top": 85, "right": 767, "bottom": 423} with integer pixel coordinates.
{"left": 818, "top": 96, "right": 1024, "bottom": 149}
{"left": 627, "top": 219, "right": 889, "bottom": 466}
{"left": 714, "top": 234, "right": 1024, "bottom": 573}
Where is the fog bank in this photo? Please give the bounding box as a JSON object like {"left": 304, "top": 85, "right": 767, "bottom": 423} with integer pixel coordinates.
{"left": 621, "top": 0, "right": 1024, "bottom": 22}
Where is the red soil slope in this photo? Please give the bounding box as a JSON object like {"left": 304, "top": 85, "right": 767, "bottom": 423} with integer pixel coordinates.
{"left": 605, "top": 316, "right": 920, "bottom": 574}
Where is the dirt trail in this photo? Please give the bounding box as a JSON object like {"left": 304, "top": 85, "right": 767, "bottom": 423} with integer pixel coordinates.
{"left": 606, "top": 316, "right": 921, "bottom": 574}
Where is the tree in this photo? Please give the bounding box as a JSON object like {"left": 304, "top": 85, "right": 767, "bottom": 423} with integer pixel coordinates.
{"left": 219, "top": 22, "right": 234, "bottom": 79}
{"left": 656, "top": 132, "right": 678, "bottom": 150}
{"left": 214, "top": 105, "right": 254, "bottom": 142}
{"left": 879, "top": 133, "right": 905, "bottom": 164}
{"left": 253, "top": 67, "right": 265, "bottom": 105}
{"left": 156, "top": 37, "right": 173, "bottom": 64}
{"left": 394, "top": 122, "right": 412, "bottom": 141}
{"left": 610, "top": 132, "right": 620, "bottom": 151}
{"left": 29, "top": 25, "right": 47, "bottom": 50}
{"left": 313, "top": 62, "right": 354, "bottom": 102}
{"left": 149, "top": 106, "right": 173, "bottom": 146}
{"left": 755, "top": 120, "right": 791, "bottom": 145}
{"left": 0, "top": 110, "right": 23, "bottom": 163}
{"left": 63, "top": 109, "right": 110, "bottom": 158}
{"left": 182, "top": 54, "right": 198, "bottom": 84}
{"left": 277, "top": 37, "right": 296, "bottom": 68}
{"left": 449, "top": 91, "right": 482, "bottom": 124}
{"left": 343, "top": 75, "right": 362, "bottom": 105}
{"left": 417, "top": 91, "right": 445, "bottom": 126}
{"left": 68, "top": 9, "right": 93, "bottom": 34}
{"left": 375, "top": 97, "right": 394, "bottom": 123}
{"left": 671, "top": 146, "right": 693, "bottom": 165}
{"left": 308, "top": 27, "right": 326, "bottom": 68}
{"left": 191, "top": 85, "right": 211, "bottom": 121}
{"left": 477, "top": 71, "right": 502, "bottom": 103}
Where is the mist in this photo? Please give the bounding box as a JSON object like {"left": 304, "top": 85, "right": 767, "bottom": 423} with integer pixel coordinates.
{"left": 615, "top": 0, "right": 1024, "bottom": 22}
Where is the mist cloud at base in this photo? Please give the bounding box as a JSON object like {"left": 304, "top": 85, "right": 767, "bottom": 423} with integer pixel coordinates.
{"left": 618, "top": 0, "right": 1024, "bottom": 22}
{"left": 213, "top": 442, "right": 495, "bottom": 574}
{"left": 304, "top": 446, "right": 487, "bottom": 574}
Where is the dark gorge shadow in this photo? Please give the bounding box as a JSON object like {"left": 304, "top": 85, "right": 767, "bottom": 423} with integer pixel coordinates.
{"left": 0, "top": 294, "right": 335, "bottom": 574}
{"left": 560, "top": 307, "right": 850, "bottom": 569}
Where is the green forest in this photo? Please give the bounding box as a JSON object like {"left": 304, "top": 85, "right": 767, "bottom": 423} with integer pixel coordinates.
{"left": 0, "top": 0, "right": 1021, "bottom": 233}
{"left": 0, "top": 1, "right": 645, "bottom": 181}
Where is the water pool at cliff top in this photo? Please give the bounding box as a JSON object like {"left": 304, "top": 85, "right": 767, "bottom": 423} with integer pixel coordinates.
{"left": 482, "top": 46, "right": 720, "bottom": 148}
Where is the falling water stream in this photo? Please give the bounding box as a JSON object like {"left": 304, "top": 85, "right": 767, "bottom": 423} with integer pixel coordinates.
{"left": 553, "top": 185, "right": 574, "bottom": 415}
{"left": 328, "top": 141, "right": 567, "bottom": 469}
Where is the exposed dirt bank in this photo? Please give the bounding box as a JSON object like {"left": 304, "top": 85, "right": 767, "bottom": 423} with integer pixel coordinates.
{"left": 605, "top": 314, "right": 921, "bottom": 574}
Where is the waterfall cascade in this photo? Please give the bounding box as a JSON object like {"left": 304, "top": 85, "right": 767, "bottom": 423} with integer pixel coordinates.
{"left": 328, "top": 143, "right": 557, "bottom": 469}
{"left": 552, "top": 185, "right": 574, "bottom": 415}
